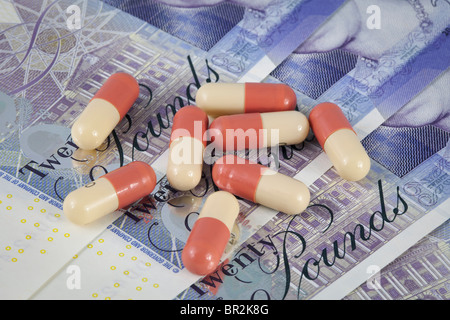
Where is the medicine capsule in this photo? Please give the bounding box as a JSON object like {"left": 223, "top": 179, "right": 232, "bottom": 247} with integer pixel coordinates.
{"left": 182, "top": 191, "right": 239, "bottom": 275}
{"left": 212, "top": 155, "right": 310, "bottom": 215}
{"left": 167, "top": 106, "right": 209, "bottom": 191}
{"left": 195, "top": 82, "right": 296, "bottom": 117}
{"left": 309, "top": 102, "right": 371, "bottom": 181}
{"left": 63, "top": 161, "right": 156, "bottom": 225}
{"left": 209, "top": 110, "right": 309, "bottom": 151}
{"left": 71, "top": 73, "right": 139, "bottom": 150}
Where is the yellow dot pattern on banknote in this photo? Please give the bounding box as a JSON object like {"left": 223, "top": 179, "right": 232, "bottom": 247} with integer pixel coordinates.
{"left": 0, "top": 192, "right": 70, "bottom": 264}
{"left": 83, "top": 237, "right": 161, "bottom": 300}
{"left": 1, "top": 179, "right": 164, "bottom": 299}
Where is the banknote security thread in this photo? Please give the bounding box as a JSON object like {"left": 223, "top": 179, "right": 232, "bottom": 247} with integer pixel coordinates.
{"left": 63, "top": 161, "right": 156, "bottom": 225}
{"left": 182, "top": 191, "right": 240, "bottom": 275}
{"left": 212, "top": 155, "right": 310, "bottom": 215}
{"left": 71, "top": 72, "right": 140, "bottom": 150}
{"left": 209, "top": 110, "right": 309, "bottom": 151}
{"left": 167, "top": 106, "right": 209, "bottom": 191}
{"left": 195, "top": 82, "right": 297, "bottom": 116}
{"left": 309, "top": 102, "right": 371, "bottom": 181}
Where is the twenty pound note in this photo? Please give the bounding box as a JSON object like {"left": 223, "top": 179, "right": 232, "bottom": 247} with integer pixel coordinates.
{"left": 0, "top": 0, "right": 346, "bottom": 299}
{"left": 174, "top": 0, "right": 450, "bottom": 300}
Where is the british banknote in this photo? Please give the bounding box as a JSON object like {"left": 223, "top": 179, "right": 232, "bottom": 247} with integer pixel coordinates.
{"left": 175, "top": 88, "right": 450, "bottom": 300}
{"left": 0, "top": 0, "right": 346, "bottom": 204}
{"left": 99, "top": 0, "right": 450, "bottom": 301}
{"left": 0, "top": 0, "right": 448, "bottom": 300}
{"left": 0, "top": 0, "right": 348, "bottom": 299}
{"left": 344, "top": 218, "right": 450, "bottom": 300}
{"left": 33, "top": 61, "right": 450, "bottom": 300}
{"left": 173, "top": 0, "right": 450, "bottom": 300}
{"left": 102, "top": 0, "right": 348, "bottom": 81}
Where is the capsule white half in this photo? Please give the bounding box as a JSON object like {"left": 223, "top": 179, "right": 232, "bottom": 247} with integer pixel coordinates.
{"left": 167, "top": 136, "right": 205, "bottom": 191}
{"left": 71, "top": 99, "right": 120, "bottom": 150}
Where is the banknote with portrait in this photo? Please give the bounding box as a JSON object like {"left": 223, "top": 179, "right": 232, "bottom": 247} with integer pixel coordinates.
{"left": 0, "top": 0, "right": 348, "bottom": 299}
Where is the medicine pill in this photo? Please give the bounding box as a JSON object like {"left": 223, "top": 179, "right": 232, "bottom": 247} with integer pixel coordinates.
{"left": 209, "top": 110, "right": 309, "bottom": 151}
{"left": 212, "top": 155, "right": 310, "bottom": 215}
{"left": 71, "top": 72, "right": 139, "bottom": 150}
{"left": 167, "top": 106, "right": 209, "bottom": 191}
{"left": 195, "top": 82, "right": 296, "bottom": 117}
{"left": 63, "top": 161, "right": 156, "bottom": 225}
{"left": 182, "top": 191, "right": 239, "bottom": 275}
{"left": 309, "top": 102, "right": 371, "bottom": 181}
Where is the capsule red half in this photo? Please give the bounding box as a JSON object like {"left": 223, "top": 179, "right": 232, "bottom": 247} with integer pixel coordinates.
{"left": 63, "top": 161, "right": 156, "bottom": 225}
{"left": 195, "top": 82, "right": 297, "bottom": 116}
{"left": 167, "top": 106, "right": 209, "bottom": 191}
{"left": 212, "top": 155, "right": 310, "bottom": 215}
{"left": 309, "top": 102, "right": 371, "bottom": 181}
{"left": 71, "top": 73, "right": 140, "bottom": 150}
{"left": 182, "top": 191, "right": 239, "bottom": 275}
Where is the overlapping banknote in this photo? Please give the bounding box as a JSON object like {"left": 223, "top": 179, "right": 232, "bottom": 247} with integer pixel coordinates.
{"left": 0, "top": 0, "right": 448, "bottom": 300}
{"left": 0, "top": 0, "right": 347, "bottom": 299}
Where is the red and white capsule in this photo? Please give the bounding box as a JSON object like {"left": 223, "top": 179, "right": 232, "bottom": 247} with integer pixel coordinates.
{"left": 309, "top": 102, "right": 371, "bottom": 181}
{"left": 212, "top": 155, "right": 310, "bottom": 215}
{"left": 167, "top": 106, "right": 209, "bottom": 191}
{"left": 209, "top": 110, "right": 309, "bottom": 151}
{"left": 71, "top": 73, "right": 139, "bottom": 150}
{"left": 63, "top": 161, "right": 156, "bottom": 225}
{"left": 182, "top": 191, "right": 239, "bottom": 275}
{"left": 195, "top": 82, "right": 297, "bottom": 117}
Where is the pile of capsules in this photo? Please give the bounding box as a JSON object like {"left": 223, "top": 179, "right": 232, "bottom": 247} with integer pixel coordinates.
{"left": 63, "top": 72, "right": 371, "bottom": 275}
